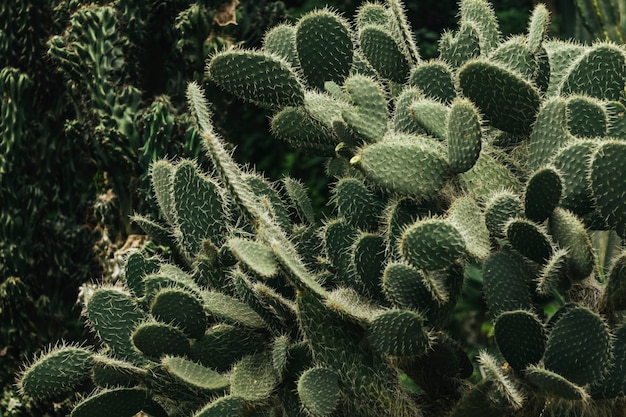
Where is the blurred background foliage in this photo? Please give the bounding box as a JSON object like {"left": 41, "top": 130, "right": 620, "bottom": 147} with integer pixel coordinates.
{"left": 0, "top": 0, "right": 617, "bottom": 415}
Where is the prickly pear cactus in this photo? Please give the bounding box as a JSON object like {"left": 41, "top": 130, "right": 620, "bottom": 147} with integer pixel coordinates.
{"left": 19, "top": 1, "right": 626, "bottom": 416}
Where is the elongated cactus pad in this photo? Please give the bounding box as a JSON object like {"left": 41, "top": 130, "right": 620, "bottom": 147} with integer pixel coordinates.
{"left": 162, "top": 356, "right": 229, "bottom": 392}
{"left": 544, "top": 306, "right": 611, "bottom": 386}
{"left": 297, "top": 367, "right": 340, "bottom": 416}
{"left": 524, "top": 366, "right": 589, "bottom": 401}
{"left": 604, "top": 251, "right": 626, "bottom": 313}
{"left": 590, "top": 140, "right": 626, "bottom": 238}
{"left": 494, "top": 310, "right": 546, "bottom": 372}
{"left": 548, "top": 208, "right": 595, "bottom": 281}
{"left": 447, "top": 98, "right": 482, "bottom": 174}
{"left": 283, "top": 177, "right": 315, "bottom": 225}
{"left": 151, "top": 160, "right": 176, "bottom": 226}
{"left": 173, "top": 160, "right": 228, "bottom": 255}
{"left": 459, "top": 59, "right": 540, "bottom": 135}
{"left": 71, "top": 388, "right": 162, "bottom": 417}
{"left": 19, "top": 346, "right": 93, "bottom": 400}
{"left": 208, "top": 49, "right": 305, "bottom": 108}
{"left": 354, "top": 134, "right": 450, "bottom": 197}
{"left": 124, "top": 250, "right": 159, "bottom": 299}
{"left": 551, "top": 140, "right": 596, "bottom": 216}
{"left": 482, "top": 251, "right": 532, "bottom": 317}
{"left": 352, "top": 233, "right": 387, "bottom": 300}
{"left": 359, "top": 24, "right": 411, "bottom": 83}
{"left": 523, "top": 166, "right": 562, "bottom": 223}
{"left": 526, "top": 4, "right": 550, "bottom": 53}
{"left": 201, "top": 291, "right": 267, "bottom": 329}
{"left": 296, "top": 10, "right": 353, "bottom": 90}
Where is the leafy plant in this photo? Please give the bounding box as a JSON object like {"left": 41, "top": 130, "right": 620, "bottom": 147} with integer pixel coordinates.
{"left": 18, "top": 0, "right": 626, "bottom": 416}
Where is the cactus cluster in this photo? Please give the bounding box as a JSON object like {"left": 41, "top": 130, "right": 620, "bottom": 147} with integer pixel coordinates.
{"left": 574, "top": 0, "right": 625, "bottom": 43}
{"left": 1, "top": 0, "right": 286, "bottom": 413}
{"left": 19, "top": 0, "right": 626, "bottom": 416}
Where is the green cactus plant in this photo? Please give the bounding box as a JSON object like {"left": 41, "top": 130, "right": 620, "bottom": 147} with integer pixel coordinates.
{"left": 18, "top": 1, "right": 626, "bottom": 417}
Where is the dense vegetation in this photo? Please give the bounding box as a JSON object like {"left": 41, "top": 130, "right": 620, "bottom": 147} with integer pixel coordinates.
{"left": 2, "top": 0, "right": 625, "bottom": 416}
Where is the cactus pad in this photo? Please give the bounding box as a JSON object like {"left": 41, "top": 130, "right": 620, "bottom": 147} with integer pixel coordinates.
{"left": 359, "top": 24, "right": 410, "bottom": 83}
{"left": 132, "top": 322, "right": 190, "bottom": 358}
{"left": 485, "top": 191, "right": 524, "bottom": 237}
{"left": 161, "top": 356, "right": 229, "bottom": 392}
{"left": 189, "top": 324, "right": 263, "bottom": 373}
{"left": 208, "top": 49, "right": 305, "bottom": 108}
{"left": 560, "top": 43, "right": 626, "bottom": 101}
{"left": 173, "top": 160, "right": 228, "bottom": 255}
{"left": 19, "top": 346, "right": 93, "bottom": 400}
{"left": 228, "top": 237, "right": 279, "bottom": 279}
{"left": 590, "top": 140, "right": 626, "bottom": 238}
{"left": 150, "top": 288, "right": 207, "bottom": 339}
{"left": 447, "top": 98, "right": 482, "bottom": 174}
{"left": 482, "top": 251, "right": 532, "bottom": 317}
{"left": 494, "top": 310, "right": 546, "bottom": 372}
{"left": 70, "top": 388, "right": 161, "bottom": 417}
{"left": 506, "top": 219, "right": 553, "bottom": 264}
{"left": 548, "top": 208, "right": 595, "bottom": 281}
{"left": 369, "top": 309, "right": 432, "bottom": 356}
{"left": 194, "top": 395, "right": 245, "bottom": 417}
{"left": 342, "top": 75, "right": 388, "bottom": 143}
{"left": 551, "top": 140, "right": 596, "bottom": 216}
{"left": 409, "top": 61, "right": 456, "bottom": 104}
{"left": 297, "top": 367, "right": 340, "bottom": 416}
{"left": 524, "top": 366, "right": 588, "bottom": 401}
{"left": 86, "top": 288, "right": 148, "bottom": 362}
{"left": 459, "top": 59, "right": 540, "bottom": 135}
{"left": 523, "top": 166, "right": 562, "bottom": 223}
{"left": 401, "top": 219, "right": 466, "bottom": 271}
{"left": 230, "top": 354, "right": 278, "bottom": 401}
{"left": 355, "top": 135, "right": 450, "bottom": 197}
{"left": 296, "top": 10, "right": 353, "bottom": 90}
{"left": 544, "top": 306, "right": 611, "bottom": 386}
